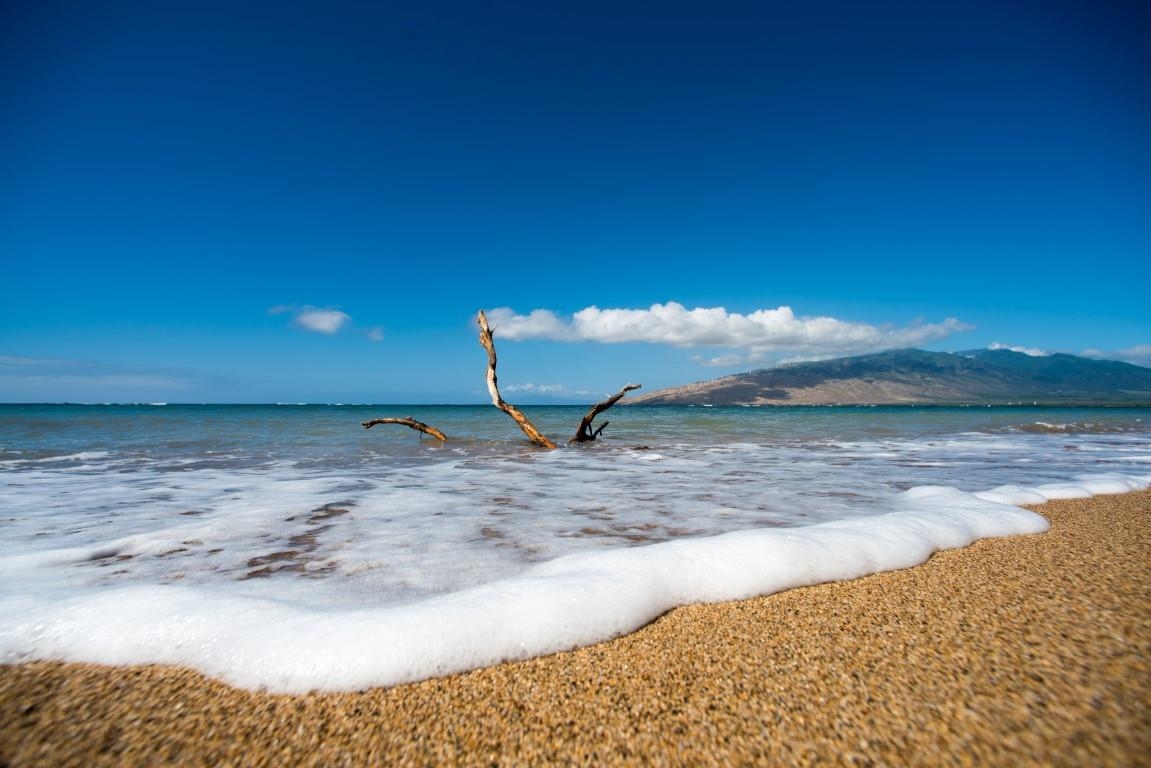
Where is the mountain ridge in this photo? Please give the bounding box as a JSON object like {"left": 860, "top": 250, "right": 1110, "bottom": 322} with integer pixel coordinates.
{"left": 628, "top": 349, "right": 1151, "bottom": 406}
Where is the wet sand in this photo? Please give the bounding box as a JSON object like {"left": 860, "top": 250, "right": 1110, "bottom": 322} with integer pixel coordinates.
{"left": 3, "top": 491, "right": 1149, "bottom": 767}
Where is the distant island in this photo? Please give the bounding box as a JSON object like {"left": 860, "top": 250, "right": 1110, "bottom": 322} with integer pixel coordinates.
{"left": 628, "top": 349, "right": 1151, "bottom": 406}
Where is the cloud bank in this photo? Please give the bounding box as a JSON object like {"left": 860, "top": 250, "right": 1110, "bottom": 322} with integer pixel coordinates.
{"left": 485, "top": 303, "right": 972, "bottom": 363}
{"left": 986, "top": 343, "right": 1151, "bottom": 368}
{"left": 1083, "top": 344, "right": 1151, "bottom": 367}
{"left": 0, "top": 355, "right": 198, "bottom": 402}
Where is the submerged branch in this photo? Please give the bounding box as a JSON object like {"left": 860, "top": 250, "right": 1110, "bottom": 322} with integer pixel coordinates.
{"left": 362, "top": 417, "right": 448, "bottom": 442}
{"left": 571, "top": 383, "right": 642, "bottom": 443}
{"left": 477, "top": 310, "right": 558, "bottom": 449}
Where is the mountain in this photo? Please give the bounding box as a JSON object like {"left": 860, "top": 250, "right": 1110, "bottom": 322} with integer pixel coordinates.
{"left": 628, "top": 349, "right": 1151, "bottom": 406}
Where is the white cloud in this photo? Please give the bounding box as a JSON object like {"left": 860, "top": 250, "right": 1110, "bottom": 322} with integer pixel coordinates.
{"left": 693, "top": 353, "right": 746, "bottom": 368}
{"left": 487, "top": 309, "right": 571, "bottom": 339}
{"left": 989, "top": 342, "right": 1050, "bottom": 357}
{"left": 486, "top": 303, "right": 972, "bottom": 361}
{"left": 367, "top": 327, "right": 384, "bottom": 342}
{"left": 501, "top": 383, "right": 598, "bottom": 399}
{"left": 504, "top": 383, "right": 569, "bottom": 394}
{"left": 1119, "top": 344, "right": 1151, "bottom": 360}
{"left": 1083, "top": 345, "right": 1151, "bottom": 367}
{"left": 295, "top": 308, "right": 350, "bottom": 334}
{"left": 269, "top": 305, "right": 358, "bottom": 336}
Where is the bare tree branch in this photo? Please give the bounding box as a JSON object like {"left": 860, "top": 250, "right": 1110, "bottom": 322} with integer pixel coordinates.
{"left": 362, "top": 417, "right": 448, "bottom": 442}
{"left": 571, "top": 383, "right": 642, "bottom": 443}
{"left": 361, "top": 313, "right": 638, "bottom": 450}
{"left": 477, "top": 310, "right": 558, "bottom": 449}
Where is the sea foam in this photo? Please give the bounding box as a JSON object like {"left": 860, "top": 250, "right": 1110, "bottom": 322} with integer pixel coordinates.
{"left": 2, "top": 404, "right": 1148, "bottom": 693}
{"left": 5, "top": 480, "right": 1130, "bottom": 693}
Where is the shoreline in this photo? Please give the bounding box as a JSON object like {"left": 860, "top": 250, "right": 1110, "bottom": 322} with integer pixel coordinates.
{"left": 3, "top": 491, "right": 1149, "bottom": 766}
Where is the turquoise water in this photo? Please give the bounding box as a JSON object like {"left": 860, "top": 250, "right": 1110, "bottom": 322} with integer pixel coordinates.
{"left": 3, "top": 403, "right": 1148, "bottom": 516}
{"left": 3, "top": 401, "right": 1147, "bottom": 591}
{"left": 4, "top": 401, "right": 1147, "bottom": 458}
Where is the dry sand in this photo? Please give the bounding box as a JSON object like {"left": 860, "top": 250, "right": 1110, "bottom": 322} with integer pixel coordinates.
{"left": 3, "top": 491, "right": 1149, "bottom": 767}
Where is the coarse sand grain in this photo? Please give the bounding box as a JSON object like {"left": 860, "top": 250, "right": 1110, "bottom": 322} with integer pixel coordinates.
{"left": 2, "top": 491, "right": 1149, "bottom": 767}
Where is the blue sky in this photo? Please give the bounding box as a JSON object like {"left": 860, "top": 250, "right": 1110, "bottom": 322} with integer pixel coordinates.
{"left": 2, "top": 0, "right": 1148, "bottom": 403}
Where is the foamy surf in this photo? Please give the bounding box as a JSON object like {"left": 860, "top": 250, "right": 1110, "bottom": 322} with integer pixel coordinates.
{"left": 2, "top": 404, "right": 1148, "bottom": 692}
{"left": 4, "top": 479, "right": 1148, "bottom": 692}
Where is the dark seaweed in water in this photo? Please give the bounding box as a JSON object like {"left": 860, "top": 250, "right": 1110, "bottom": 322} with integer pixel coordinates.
{"left": 1012, "top": 421, "right": 1147, "bottom": 435}
{"left": 242, "top": 503, "right": 352, "bottom": 579}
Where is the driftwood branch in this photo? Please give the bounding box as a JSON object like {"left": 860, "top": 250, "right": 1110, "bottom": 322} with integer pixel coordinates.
{"left": 362, "top": 417, "right": 448, "bottom": 442}
{"left": 477, "top": 310, "right": 558, "bottom": 449}
{"left": 571, "top": 383, "right": 642, "bottom": 443}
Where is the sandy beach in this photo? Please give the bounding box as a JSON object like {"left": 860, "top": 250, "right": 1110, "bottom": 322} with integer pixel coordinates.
{"left": 2, "top": 490, "right": 1148, "bottom": 767}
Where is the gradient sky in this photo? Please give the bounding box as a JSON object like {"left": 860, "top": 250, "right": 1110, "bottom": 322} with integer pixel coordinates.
{"left": 2, "top": 0, "right": 1148, "bottom": 403}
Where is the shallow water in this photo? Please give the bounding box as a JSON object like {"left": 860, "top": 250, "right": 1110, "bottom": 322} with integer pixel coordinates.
{"left": 1, "top": 404, "right": 1148, "bottom": 690}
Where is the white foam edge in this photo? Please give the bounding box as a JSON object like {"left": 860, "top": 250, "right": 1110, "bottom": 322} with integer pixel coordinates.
{"left": 975, "top": 473, "right": 1150, "bottom": 504}
{"left": 9, "top": 479, "right": 1128, "bottom": 693}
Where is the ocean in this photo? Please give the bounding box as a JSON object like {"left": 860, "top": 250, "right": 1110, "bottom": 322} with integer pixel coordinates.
{"left": 1, "top": 403, "right": 1148, "bottom": 692}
